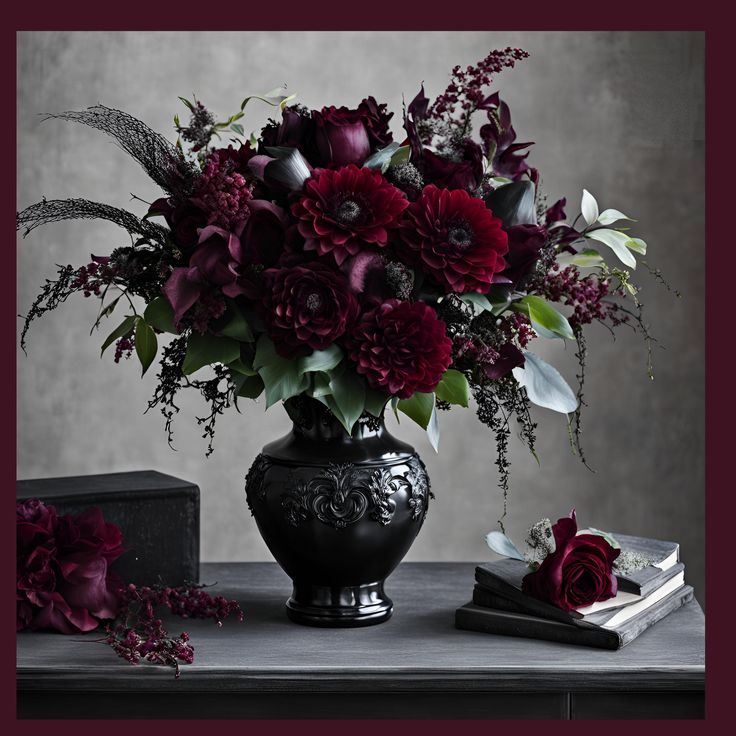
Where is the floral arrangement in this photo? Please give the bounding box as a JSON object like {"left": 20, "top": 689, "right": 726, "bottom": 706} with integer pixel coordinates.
{"left": 18, "top": 47, "right": 660, "bottom": 521}
{"left": 486, "top": 509, "right": 659, "bottom": 611}
{"left": 17, "top": 499, "right": 242, "bottom": 676}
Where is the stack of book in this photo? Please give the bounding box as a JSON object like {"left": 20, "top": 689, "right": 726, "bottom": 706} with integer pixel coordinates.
{"left": 456, "top": 534, "right": 693, "bottom": 649}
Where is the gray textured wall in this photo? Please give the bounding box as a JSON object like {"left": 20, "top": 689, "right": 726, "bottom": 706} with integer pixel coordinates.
{"left": 17, "top": 32, "right": 705, "bottom": 602}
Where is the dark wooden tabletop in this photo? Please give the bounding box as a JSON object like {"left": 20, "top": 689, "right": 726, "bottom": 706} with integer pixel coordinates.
{"left": 17, "top": 562, "right": 705, "bottom": 719}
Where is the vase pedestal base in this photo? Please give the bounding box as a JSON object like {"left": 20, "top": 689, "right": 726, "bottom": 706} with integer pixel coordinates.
{"left": 285, "top": 580, "right": 393, "bottom": 627}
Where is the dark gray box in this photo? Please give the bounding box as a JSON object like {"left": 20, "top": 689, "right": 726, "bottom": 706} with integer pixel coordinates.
{"left": 17, "top": 470, "right": 199, "bottom": 586}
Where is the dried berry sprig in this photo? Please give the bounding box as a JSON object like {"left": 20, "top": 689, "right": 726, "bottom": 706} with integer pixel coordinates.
{"left": 103, "top": 582, "right": 243, "bottom": 678}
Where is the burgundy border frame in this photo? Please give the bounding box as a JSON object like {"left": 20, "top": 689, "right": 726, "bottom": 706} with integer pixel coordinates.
{"left": 5, "top": 3, "right": 724, "bottom": 733}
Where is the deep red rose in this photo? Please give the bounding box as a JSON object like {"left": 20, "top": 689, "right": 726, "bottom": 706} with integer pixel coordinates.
{"left": 17, "top": 500, "right": 126, "bottom": 634}
{"left": 292, "top": 165, "right": 408, "bottom": 266}
{"left": 262, "top": 261, "right": 360, "bottom": 358}
{"left": 521, "top": 510, "right": 620, "bottom": 612}
{"left": 355, "top": 96, "right": 394, "bottom": 150}
{"left": 398, "top": 184, "right": 509, "bottom": 293}
{"left": 501, "top": 224, "right": 548, "bottom": 285}
{"left": 260, "top": 106, "right": 316, "bottom": 157}
{"left": 313, "top": 106, "right": 372, "bottom": 167}
{"left": 346, "top": 299, "right": 452, "bottom": 399}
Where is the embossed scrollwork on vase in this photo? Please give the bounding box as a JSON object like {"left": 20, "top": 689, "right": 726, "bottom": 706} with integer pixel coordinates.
{"left": 278, "top": 454, "right": 428, "bottom": 529}
{"left": 245, "top": 453, "right": 272, "bottom": 514}
{"left": 281, "top": 463, "right": 368, "bottom": 529}
{"left": 405, "top": 455, "right": 431, "bottom": 521}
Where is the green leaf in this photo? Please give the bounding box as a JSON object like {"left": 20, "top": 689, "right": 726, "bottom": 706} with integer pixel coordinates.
{"left": 253, "top": 335, "right": 309, "bottom": 408}
{"left": 435, "top": 369, "right": 469, "bottom": 407}
{"left": 556, "top": 249, "right": 604, "bottom": 268}
{"left": 240, "top": 88, "right": 297, "bottom": 112}
{"left": 233, "top": 373, "right": 265, "bottom": 399}
{"left": 459, "top": 293, "right": 493, "bottom": 314}
{"left": 143, "top": 296, "right": 177, "bottom": 334}
{"left": 513, "top": 295, "right": 574, "bottom": 340}
{"left": 230, "top": 123, "right": 245, "bottom": 137}
{"left": 298, "top": 345, "right": 343, "bottom": 374}
{"left": 134, "top": 319, "right": 158, "bottom": 376}
{"left": 182, "top": 333, "right": 241, "bottom": 375}
{"left": 512, "top": 350, "right": 578, "bottom": 414}
{"left": 364, "top": 387, "right": 390, "bottom": 417}
{"left": 308, "top": 371, "right": 333, "bottom": 398}
{"left": 328, "top": 366, "right": 366, "bottom": 434}
{"left": 390, "top": 145, "right": 411, "bottom": 167}
{"left": 363, "top": 141, "right": 401, "bottom": 173}
{"left": 178, "top": 96, "right": 195, "bottom": 112}
{"left": 219, "top": 303, "right": 254, "bottom": 342}
{"left": 625, "top": 237, "right": 647, "bottom": 255}
{"left": 585, "top": 228, "right": 637, "bottom": 268}
{"left": 100, "top": 315, "right": 137, "bottom": 356}
{"left": 397, "top": 391, "right": 435, "bottom": 429}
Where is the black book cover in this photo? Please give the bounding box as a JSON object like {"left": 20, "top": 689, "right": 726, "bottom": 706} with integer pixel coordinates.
{"left": 456, "top": 585, "right": 694, "bottom": 649}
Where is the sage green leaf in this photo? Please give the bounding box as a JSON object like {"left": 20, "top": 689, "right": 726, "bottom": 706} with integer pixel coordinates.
{"left": 100, "top": 315, "right": 136, "bottom": 356}
{"left": 581, "top": 188, "right": 599, "bottom": 226}
{"left": 512, "top": 350, "right": 578, "bottom": 414}
{"left": 363, "top": 141, "right": 401, "bottom": 173}
{"left": 597, "top": 208, "right": 635, "bottom": 226}
{"left": 435, "top": 369, "right": 470, "bottom": 407}
{"left": 253, "top": 335, "right": 309, "bottom": 408}
{"left": 556, "top": 249, "right": 604, "bottom": 268}
{"left": 513, "top": 295, "right": 574, "bottom": 340}
{"left": 134, "top": 319, "right": 158, "bottom": 376}
{"left": 427, "top": 399, "right": 440, "bottom": 452}
{"left": 240, "top": 88, "right": 296, "bottom": 112}
{"left": 586, "top": 527, "right": 621, "bottom": 550}
{"left": 143, "top": 296, "right": 177, "bottom": 334}
{"left": 485, "top": 530, "right": 525, "bottom": 561}
{"left": 328, "top": 366, "right": 366, "bottom": 434}
{"left": 219, "top": 303, "right": 254, "bottom": 342}
{"left": 298, "top": 345, "right": 343, "bottom": 374}
{"left": 230, "top": 123, "right": 245, "bottom": 137}
{"left": 183, "top": 333, "right": 241, "bottom": 375}
{"left": 397, "top": 391, "right": 435, "bottom": 429}
{"left": 585, "top": 228, "right": 637, "bottom": 268}
{"left": 364, "top": 387, "right": 390, "bottom": 417}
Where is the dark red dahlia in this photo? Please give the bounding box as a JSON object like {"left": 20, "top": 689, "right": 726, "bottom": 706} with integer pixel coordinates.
{"left": 263, "top": 261, "right": 360, "bottom": 358}
{"left": 398, "top": 184, "right": 509, "bottom": 293}
{"left": 347, "top": 299, "right": 452, "bottom": 399}
{"left": 292, "top": 165, "right": 408, "bottom": 266}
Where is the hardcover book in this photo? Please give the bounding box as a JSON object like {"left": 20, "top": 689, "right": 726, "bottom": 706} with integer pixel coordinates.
{"left": 456, "top": 585, "right": 694, "bottom": 649}
{"left": 474, "top": 557, "right": 686, "bottom": 627}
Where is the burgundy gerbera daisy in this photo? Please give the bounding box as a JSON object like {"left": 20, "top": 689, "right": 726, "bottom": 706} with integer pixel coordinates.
{"left": 398, "top": 184, "right": 509, "bottom": 293}
{"left": 262, "top": 261, "right": 360, "bottom": 358}
{"left": 346, "top": 299, "right": 452, "bottom": 399}
{"left": 291, "top": 165, "right": 408, "bottom": 266}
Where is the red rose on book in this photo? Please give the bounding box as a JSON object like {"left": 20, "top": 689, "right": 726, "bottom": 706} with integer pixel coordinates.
{"left": 521, "top": 509, "right": 620, "bottom": 612}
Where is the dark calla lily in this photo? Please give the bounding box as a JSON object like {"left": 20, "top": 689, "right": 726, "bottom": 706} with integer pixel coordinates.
{"left": 484, "top": 180, "right": 538, "bottom": 228}
{"left": 248, "top": 146, "right": 313, "bottom": 192}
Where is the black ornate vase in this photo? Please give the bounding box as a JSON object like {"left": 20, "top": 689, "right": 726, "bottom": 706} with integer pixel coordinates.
{"left": 245, "top": 396, "right": 430, "bottom": 627}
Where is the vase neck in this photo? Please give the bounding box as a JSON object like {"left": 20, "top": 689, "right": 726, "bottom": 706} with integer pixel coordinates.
{"left": 284, "top": 396, "right": 383, "bottom": 442}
